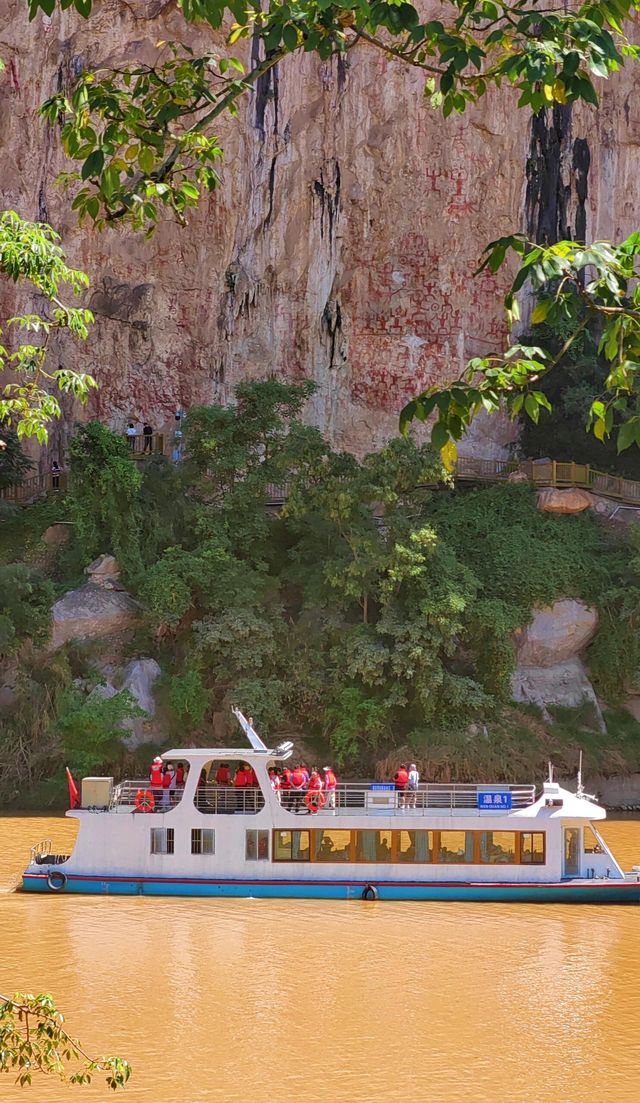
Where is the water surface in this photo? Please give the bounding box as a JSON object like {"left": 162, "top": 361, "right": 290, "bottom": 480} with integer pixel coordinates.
{"left": 1, "top": 815, "right": 639, "bottom": 1102}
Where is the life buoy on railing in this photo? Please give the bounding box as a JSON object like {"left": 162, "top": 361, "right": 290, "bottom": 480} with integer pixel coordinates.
{"left": 47, "top": 870, "right": 67, "bottom": 892}
{"left": 304, "top": 791, "right": 326, "bottom": 814}
{"left": 134, "top": 789, "right": 155, "bottom": 813}
{"left": 362, "top": 884, "right": 378, "bottom": 901}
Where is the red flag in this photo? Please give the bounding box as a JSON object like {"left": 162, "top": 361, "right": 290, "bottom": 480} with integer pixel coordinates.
{"left": 66, "top": 766, "right": 80, "bottom": 810}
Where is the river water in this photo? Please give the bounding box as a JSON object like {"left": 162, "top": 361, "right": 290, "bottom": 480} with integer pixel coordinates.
{"left": 1, "top": 814, "right": 640, "bottom": 1102}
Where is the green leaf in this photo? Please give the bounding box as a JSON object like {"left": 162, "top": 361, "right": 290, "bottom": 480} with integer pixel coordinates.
{"left": 531, "top": 299, "right": 551, "bottom": 324}
{"left": 80, "top": 148, "right": 104, "bottom": 180}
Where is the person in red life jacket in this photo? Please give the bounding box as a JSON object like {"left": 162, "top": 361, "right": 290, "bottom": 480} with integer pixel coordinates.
{"left": 149, "top": 756, "right": 163, "bottom": 805}
{"left": 323, "top": 766, "right": 338, "bottom": 811}
{"left": 290, "top": 764, "right": 307, "bottom": 812}
{"left": 301, "top": 764, "right": 310, "bottom": 786}
{"left": 215, "top": 762, "right": 231, "bottom": 786}
{"left": 161, "top": 763, "right": 174, "bottom": 809}
{"left": 234, "top": 765, "right": 248, "bottom": 787}
{"left": 280, "top": 766, "right": 292, "bottom": 809}
{"left": 246, "top": 766, "right": 259, "bottom": 789}
{"left": 394, "top": 763, "right": 409, "bottom": 809}
{"left": 306, "top": 768, "right": 323, "bottom": 813}
{"left": 175, "top": 762, "right": 186, "bottom": 787}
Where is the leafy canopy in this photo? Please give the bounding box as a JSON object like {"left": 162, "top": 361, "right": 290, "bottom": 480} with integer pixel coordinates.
{"left": 0, "top": 212, "right": 97, "bottom": 442}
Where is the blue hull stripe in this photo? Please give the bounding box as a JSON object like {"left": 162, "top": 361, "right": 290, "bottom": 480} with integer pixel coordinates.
{"left": 21, "top": 872, "right": 640, "bottom": 903}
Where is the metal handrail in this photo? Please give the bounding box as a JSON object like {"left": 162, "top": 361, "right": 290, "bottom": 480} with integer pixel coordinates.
{"left": 109, "top": 779, "right": 535, "bottom": 814}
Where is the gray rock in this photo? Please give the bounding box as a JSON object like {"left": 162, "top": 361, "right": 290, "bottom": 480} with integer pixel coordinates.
{"left": 511, "top": 657, "right": 606, "bottom": 732}
{"left": 86, "top": 554, "right": 120, "bottom": 578}
{"left": 119, "top": 658, "right": 161, "bottom": 748}
{"left": 514, "top": 600, "right": 598, "bottom": 667}
{"left": 51, "top": 583, "right": 139, "bottom": 649}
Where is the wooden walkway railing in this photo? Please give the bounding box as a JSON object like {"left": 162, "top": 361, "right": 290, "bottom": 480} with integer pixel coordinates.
{"left": 4, "top": 455, "right": 640, "bottom": 508}
{"left": 454, "top": 457, "right": 640, "bottom": 505}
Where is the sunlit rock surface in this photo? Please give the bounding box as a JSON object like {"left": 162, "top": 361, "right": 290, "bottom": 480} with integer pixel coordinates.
{"left": 2, "top": 1, "right": 639, "bottom": 463}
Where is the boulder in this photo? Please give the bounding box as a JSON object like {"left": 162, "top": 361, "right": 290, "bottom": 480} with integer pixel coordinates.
{"left": 511, "top": 657, "right": 606, "bottom": 732}
{"left": 119, "top": 658, "right": 161, "bottom": 748}
{"left": 85, "top": 554, "right": 122, "bottom": 590}
{"left": 537, "top": 488, "right": 592, "bottom": 514}
{"left": 51, "top": 583, "right": 139, "bottom": 649}
{"left": 42, "top": 523, "right": 71, "bottom": 547}
{"left": 514, "top": 600, "right": 598, "bottom": 667}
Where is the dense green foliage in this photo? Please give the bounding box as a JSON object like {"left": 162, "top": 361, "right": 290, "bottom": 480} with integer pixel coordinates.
{"left": 48, "top": 383, "right": 640, "bottom": 771}
{"left": 0, "top": 564, "right": 53, "bottom": 657}
{"left": 0, "top": 429, "right": 32, "bottom": 489}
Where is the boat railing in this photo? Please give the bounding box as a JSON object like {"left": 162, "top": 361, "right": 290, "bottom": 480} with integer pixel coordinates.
{"left": 280, "top": 782, "right": 537, "bottom": 814}
{"left": 109, "top": 780, "right": 536, "bottom": 814}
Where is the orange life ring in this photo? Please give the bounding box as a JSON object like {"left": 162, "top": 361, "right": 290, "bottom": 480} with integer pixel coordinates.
{"left": 135, "top": 789, "right": 155, "bottom": 813}
{"left": 304, "top": 791, "right": 326, "bottom": 814}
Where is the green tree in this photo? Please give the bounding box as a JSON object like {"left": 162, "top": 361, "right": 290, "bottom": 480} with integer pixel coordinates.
{"left": 67, "top": 421, "right": 143, "bottom": 578}
{"left": 0, "top": 564, "right": 53, "bottom": 658}
{"left": 53, "top": 685, "right": 143, "bottom": 776}
{"left": 0, "top": 992, "right": 130, "bottom": 1089}
{"left": 0, "top": 429, "right": 32, "bottom": 490}
{"left": 0, "top": 212, "right": 96, "bottom": 442}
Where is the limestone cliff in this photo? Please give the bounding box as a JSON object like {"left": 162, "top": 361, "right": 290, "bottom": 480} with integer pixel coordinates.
{"left": 1, "top": 0, "right": 639, "bottom": 462}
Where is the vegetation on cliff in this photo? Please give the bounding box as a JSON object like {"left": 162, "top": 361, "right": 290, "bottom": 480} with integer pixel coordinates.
{"left": 2, "top": 382, "right": 640, "bottom": 802}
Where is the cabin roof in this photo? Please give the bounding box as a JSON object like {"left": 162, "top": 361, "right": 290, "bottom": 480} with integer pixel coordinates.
{"left": 161, "top": 746, "right": 292, "bottom": 763}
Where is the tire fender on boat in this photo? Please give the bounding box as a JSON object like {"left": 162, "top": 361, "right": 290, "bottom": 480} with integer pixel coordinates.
{"left": 47, "top": 870, "right": 67, "bottom": 892}
{"left": 362, "top": 884, "right": 378, "bottom": 901}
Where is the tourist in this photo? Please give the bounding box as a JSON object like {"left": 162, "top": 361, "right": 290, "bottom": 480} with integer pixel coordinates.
{"left": 246, "top": 764, "right": 259, "bottom": 788}
{"left": 51, "top": 460, "right": 62, "bottom": 491}
{"left": 149, "top": 756, "right": 163, "bottom": 803}
{"left": 142, "top": 421, "right": 153, "bottom": 453}
{"left": 323, "top": 766, "right": 337, "bottom": 811}
{"left": 126, "top": 422, "right": 137, "bottom": 449}
{"left": 234, "top": 764, "right": 248, "bottom": 787}
{"left": 161, "top": 763, "right": 174, "bottom": 809}
{"left": 175, "top": 762, "right": 186, "bottom": 787}
{"left": 281, "top": 765, "right": 292, "bottom": 809}
{"left": 408, "top": 763, "right": 420, "bottom": 809}
{"left": 290, "top": 763, "right": 307, "bottom": 811}
{"left": 394, "top": 763, "right": 409, "bottom": 809}
{"left": 270, "top": 768, "right": 282, "bottom": 804}
{"left": 215, "top": 762, "right": 231, "bottom": 786}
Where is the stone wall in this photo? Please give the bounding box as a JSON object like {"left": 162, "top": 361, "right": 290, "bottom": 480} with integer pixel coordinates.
{"left": 2, "top": 1, "right": 640, "bottom": 464}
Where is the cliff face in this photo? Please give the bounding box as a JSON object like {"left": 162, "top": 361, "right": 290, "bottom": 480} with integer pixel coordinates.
{"left": 1, "top": 0, "right": 639, "bottom": 461}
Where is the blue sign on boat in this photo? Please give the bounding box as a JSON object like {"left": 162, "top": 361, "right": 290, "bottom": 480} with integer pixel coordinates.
{"left": 371, "top": 783, "right": 395, "bottom": 791}
{"left": 477, "top": 791, "right": 512, "bottom": 810}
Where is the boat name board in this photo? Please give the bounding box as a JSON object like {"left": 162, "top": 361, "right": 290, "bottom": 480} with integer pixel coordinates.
{"left": 477, "top": 791, "right": 512, "bottom": 811}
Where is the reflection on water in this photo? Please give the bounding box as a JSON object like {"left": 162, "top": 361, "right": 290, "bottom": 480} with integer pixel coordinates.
{"left": 0, "top": 816, "right": 639, "bottom": 1102}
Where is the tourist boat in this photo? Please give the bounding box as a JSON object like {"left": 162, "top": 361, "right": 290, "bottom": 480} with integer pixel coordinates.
{"left": 21, "top": 711, "right": 640, "bottom": 902}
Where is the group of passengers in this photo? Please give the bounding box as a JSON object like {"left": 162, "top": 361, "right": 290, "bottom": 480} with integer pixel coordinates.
{"left": 148, "top": 757, "right": 186, "bottom": 809}
{"left": 268, "top": 764, "right": 338, "bottom": 812}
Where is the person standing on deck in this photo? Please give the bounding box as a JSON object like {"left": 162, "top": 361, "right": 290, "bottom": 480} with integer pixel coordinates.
{"left": 394, "top": 763, "right": 409, "bottom": 810}
{"left": 323, "top": 766, "right": 337, "bottom": 811}
{"left": 142, "top": 421, "right": 153, "bottom": 453}
{"left": 281, "top": 766, "right": 292, "bottom": 809}
{"left": 290, "top": 764, "right": 307, "bottom": 812}
{"left": 161, "top": 763, "right": 174, "bottom": 809}
{"left": 408, "top": 763, "right": 420, "bottom": 809}
{"left": 149, "top": 756, "right": 163, "bottom": 804}
{"left": 215, "top": 762, "right": 231, "bottom": 786}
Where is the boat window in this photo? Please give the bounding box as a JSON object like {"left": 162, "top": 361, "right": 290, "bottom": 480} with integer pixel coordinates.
{"left": 520, "top": 832, "right": 545, "bottom": 864}
{"left": 191, "top": 828, "right": 215, "bottom": 855}
{"left": 583, "top": 826, "right": 603, "bottom": 854}
{"left": 246, "top": 830, "right": 269, "bottom": 861}
{"left": 150, "top": 828, "right": 174, "bottom": 855}
{"left": 314, "top": 830, "right": 352, "bottom": 862}
{"left": 194, "top": 759, "right": 265, "bottom": 815}
{"left": 397, "top": 830, "right": 433, "bottom": 863}
{"left": 273, "top": 830, "right": 310, "bottom": 861}
{"left": 439, "top": 831, "right": 474, "bottom": 863}
{"left": 479, "top": 831, "right": 517, "bottom": 863}
{"left": 355, "top": 830, "right": 393, "bottom": 862}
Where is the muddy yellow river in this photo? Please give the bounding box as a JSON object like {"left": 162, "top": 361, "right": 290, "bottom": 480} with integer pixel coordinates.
{"left": 1, "top": 814, "right": 640, "bottom": 1102}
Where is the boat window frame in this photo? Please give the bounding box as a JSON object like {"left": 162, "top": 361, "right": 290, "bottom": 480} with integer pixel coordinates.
{"left": 191, "top": 828, "right": 215, "bottom": 855}
{"left": 246, "top": 829, "right": 270, "bottom": 861}
{"left": 271, "top": 829, "right": 547, "bottom": 865}
{"left": 150, "top": 827, "right": 174, "bottom": 855}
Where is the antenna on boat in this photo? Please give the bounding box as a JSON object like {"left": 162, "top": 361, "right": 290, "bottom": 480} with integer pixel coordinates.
{"left": 547, "top": 761, "right": 554, "bottom": 784}
{"left": 232, "top": 707, "right": 268, "bottom": 752}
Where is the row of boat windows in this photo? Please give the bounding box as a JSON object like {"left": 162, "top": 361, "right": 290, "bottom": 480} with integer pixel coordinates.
{"left": 150, "top": 828, "right": 546, "bottom": 864}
